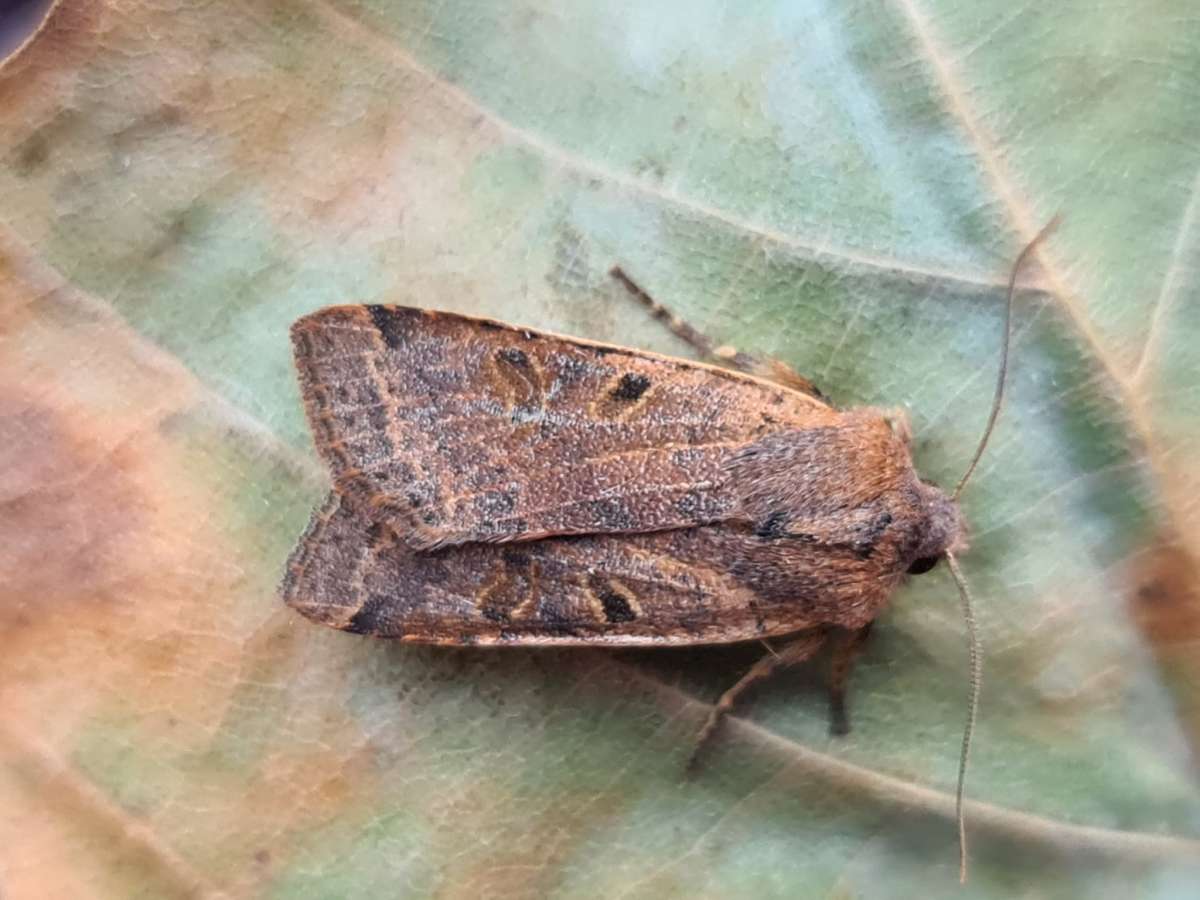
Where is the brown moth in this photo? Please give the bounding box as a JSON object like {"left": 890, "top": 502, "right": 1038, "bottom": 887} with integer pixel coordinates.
{"left": 281, "top": 222, "right": 1057, "bottom": 880}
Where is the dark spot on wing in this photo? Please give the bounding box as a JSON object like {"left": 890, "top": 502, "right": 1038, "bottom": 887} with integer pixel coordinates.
{"left": 597, "top": 588, "right": 636, "bottom": 623}
{"left": 589, "top": 497, "right": 635, "bottom": 530}
{"left": 362, "top": 385, "right": 390, "bottom": 438}
{"left": 674, "top": 489, "right": 727, "bottom": 521}
{"left": 497, "top": 347, "right": 530, "bottom": 367}
{"left": 853, "top": 510, "right": 894, "bottom": 559}
{"left": 675, "top": 490, "right": 701, "bottom": 517}
{"left": 671, "top": 447, "right": 705, "bottom": 465}
{"left": 611, "top": 372, "right": 651, "bottom": 401}
{"left": 555, "top": 355, "right": 592, "bottom": 384}
{"left": 501, "top": 548, "right": 531, "bottom": 571}
{"left": 401, "top": 477, "right": 438, "bottom": 513}
{"left": 367, "top": 305, "right": 419, "bottom": 350}
{"left": 366, "top": 521, "right": 388, "bottom": 547}
{"left": 345, "top": 593, "right": 392, "bottom": 635}
{"left": 755, "top": 510, "right": 790, "bottom": 540}
{"left": 477, "top": 489, "right": 518, "bottom": 517}
{"left": 481, "top": 601, "right": 511, "bottom": 623}
{"left": 535, "top": 598, "right": 580, "bottom": 636}
{"left": 291, "top": 327, "right": 314, "bottom": 363}
{"left": 741, "top": 595, "right": 766, "bottom": 634}
{"left": 538, "top": 598, "right": 571, "bottom": 625}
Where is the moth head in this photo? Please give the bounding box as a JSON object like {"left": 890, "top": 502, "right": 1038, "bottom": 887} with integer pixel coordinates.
{"left": 905, "top": 479, "right": 968, "bottom": 575}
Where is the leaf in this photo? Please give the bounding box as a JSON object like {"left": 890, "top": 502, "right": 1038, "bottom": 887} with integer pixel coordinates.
{"left": 2, "top": 1, "right": 1199, "bottom": 896}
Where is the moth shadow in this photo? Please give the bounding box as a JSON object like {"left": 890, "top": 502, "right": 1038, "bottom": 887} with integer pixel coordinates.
{"left": 362, "top": 638, "right": 833, "bottom": 731}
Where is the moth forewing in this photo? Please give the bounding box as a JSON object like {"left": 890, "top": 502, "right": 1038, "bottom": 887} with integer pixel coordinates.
{"left": 283, "top": 488, "right": 906, "bottom": 645}
{"left": 289, "top": 304, "right": 840, "bottom": 552}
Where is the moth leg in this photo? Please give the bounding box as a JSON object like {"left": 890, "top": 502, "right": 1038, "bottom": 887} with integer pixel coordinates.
{"left": 827, "top": 623, "right": 874, "bottom": 737}
{"left": 609, "top": 266, "right": 826, "bottom": 400}
{"left": 687, "top": 629, "right": 828, "bottom": 773}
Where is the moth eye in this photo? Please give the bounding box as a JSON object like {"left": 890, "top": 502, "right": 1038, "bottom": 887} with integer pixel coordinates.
{"left": 907, "top": 556, "right": 940, "bottom": 575}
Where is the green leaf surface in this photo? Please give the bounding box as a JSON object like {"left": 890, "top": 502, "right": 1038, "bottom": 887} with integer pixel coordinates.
{"left": 2, "top": 1, "right": 1199, "bottom": 897}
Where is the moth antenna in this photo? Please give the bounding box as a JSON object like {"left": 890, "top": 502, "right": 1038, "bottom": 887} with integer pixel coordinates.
{"left": 945, "top": 551, "right": 981, "bottom": 884}
{"left": 953, "top": 216, "right": 1062, "bottom": 500}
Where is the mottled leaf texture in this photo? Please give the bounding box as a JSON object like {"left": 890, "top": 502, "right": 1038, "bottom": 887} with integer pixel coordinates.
{"left": 2, "top": 1, "right": 1200, "bottom": 898}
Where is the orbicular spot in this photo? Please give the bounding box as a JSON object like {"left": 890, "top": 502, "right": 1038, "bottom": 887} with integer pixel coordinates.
{"left": 597, "top": 588, "right": 636, "bottom": 624}
{"left": 610, "top": 372, "right": 651, "bottom": 401}
{"left": 497, "top": 347, "right": 530, "bottom": 368}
